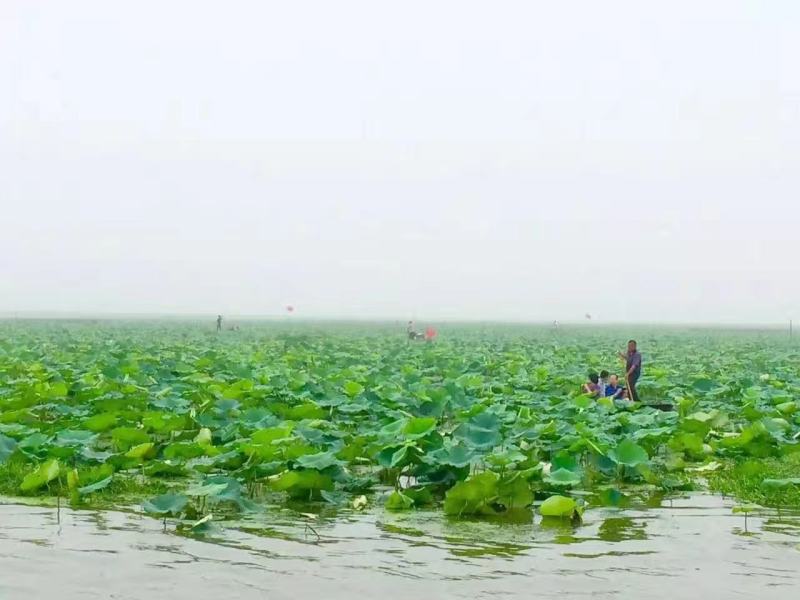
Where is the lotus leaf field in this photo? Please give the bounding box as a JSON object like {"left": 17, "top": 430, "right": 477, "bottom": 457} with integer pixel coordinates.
{"left": 1, "top": 321, "right": 799, "bottom": 529}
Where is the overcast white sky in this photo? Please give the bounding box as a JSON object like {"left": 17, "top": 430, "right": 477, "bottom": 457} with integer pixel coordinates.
{"left": 1, "top": 0, "right": 798, "bottom": 323}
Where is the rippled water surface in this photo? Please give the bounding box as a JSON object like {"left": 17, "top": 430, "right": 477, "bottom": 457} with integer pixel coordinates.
{"left": 1, "top": 494, "right": 798, "bottom": 599}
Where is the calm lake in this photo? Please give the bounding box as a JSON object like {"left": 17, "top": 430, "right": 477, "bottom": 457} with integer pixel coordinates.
{"left": 1, "top": 493, "right": 798, "bottom": 599}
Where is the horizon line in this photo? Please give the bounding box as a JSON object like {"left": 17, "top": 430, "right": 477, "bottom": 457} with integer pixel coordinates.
{"left": 0, "top": 311, "right": 793, "bottom": 329}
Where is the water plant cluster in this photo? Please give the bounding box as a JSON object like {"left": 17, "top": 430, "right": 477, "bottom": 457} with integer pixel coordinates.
{"left": 1, "top": 322, "right": 798, "bottom": 527}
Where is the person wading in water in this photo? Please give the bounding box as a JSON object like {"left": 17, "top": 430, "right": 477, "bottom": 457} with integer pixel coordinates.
{"left": 618, "top": 340, "right": 642, "bottom": 402}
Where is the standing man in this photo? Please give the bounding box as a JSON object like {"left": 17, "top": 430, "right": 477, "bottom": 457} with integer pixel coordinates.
{"left": 618, "top": 340, "right": 642, "bottom": 401}
{"left": 216, "top": 315, "right": 223, "bottom": 332}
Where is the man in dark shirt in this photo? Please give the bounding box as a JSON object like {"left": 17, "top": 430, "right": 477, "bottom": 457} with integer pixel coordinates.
{"left": 618, "top": 340, "right": 642, "bottom": 401}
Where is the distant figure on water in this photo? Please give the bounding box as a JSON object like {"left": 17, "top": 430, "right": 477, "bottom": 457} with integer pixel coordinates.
{"left": 406, "top": 321, "right": 426, "bottom": 341}
{"left": 216, "top": 315, "right": 223, "bottom": 332}
{"left": 619, "top": 340, "right": 642, "bottom": 401}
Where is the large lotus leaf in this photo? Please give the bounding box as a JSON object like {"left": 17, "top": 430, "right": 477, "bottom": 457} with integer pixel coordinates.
{"left": 315, "top": 395, "right": 347, "bottom": 408}
{"left": 185, "top": 482, "right": 229, "bottom": 497}
{"left": 271, "top": 470, "right": 334, "bottom": 499}
{"left": 18, "top": 433, "right": 52, "bottom": 456}
{"left": 142, "top": 493, "right": 188, "bottom": 516}
{"left": 343, "top": 381, "right": 365, "bottom": 397}
{"left": 692, "top": 378, "right": 716, "bottom": 392}
{"left": 485, "top": 446, "right": 527, "bottom": 469}
{"left": 455, "top": 414, "right": 502, "bottom": 451}
{"left": 608, "top": 439, "right": 649, "bottom": 467}
{"left": 0, "top": 433, "right": 17, "bottom": 463}
{"left": 681, "top": 412, "right": 713, "bottom": 436}
{"left": 20, "top": 459, "right": 61, "bottom": 492}
{"left": 164, "top": 442, "right": 207, "bottom": 460}
{"left": 403, "top": 487, "right": 434, "bottom": 507}
{"left": 403, "top": 417, "right": 437, "bottom": 440}
{"left": 295, "top": 450, "right": 342, "bottom": 470}
{"left": 443, "top": 472, "right": 498, "bottom": 516}
{"left": 762, "top": 418, "right": 791, "bottom": 438}
{"left": 632, "top": 426, "right": 674, "bottom": 442}
{"left": 150, "top": 395, "right": 191, "bottom": 413}
{"left": 425, "top": 443, "right": 476, "bottom": 468}
{"left": 142, "top": 412, "right": 189, "bottom": 434}
{"left": 497, "top": 474, "right": 533, "bottom": 510}
{"left": 551, "top": 451, "right": 580, "bottom": 472}
{"left": 376, "top": 444, "right": 421, "bottom": 469}
{"left": 251, "top": 426, "right": 295, "bottom": 445}
{"left": 78, "top": 476, "right": 113, "bottom": 495}
{"left": 545, "top": 468, "right": 582, "bottom": 487}
{"left": 83, "top": 412, "right": 118, "bottom": 432}
{"left": 338, "top": 398, "right": 370, "bottom": 414}
{"left": 80, "top": 447, "right": 115, "bottom": 463}
{"left": 111, "top": 427, "right": 151, "bottom": 452}
{"left": 320, "top": 490, "right": 349, "bottom": 506}
{"left": 213, "top": 398, "right": 241, "bottom": 414}
{"left": 624, "top": 412, "right": 657, "bottom": 428}
{"left": 776, "top": 402, "right": 798, "bottom": 416}
{"left": 669, "top": 432, "right": 705, "bottom": 458}
{"left": 202, "top": 475, "right": 250, "bottom": 506}
{"left": 240, "top": 408, "right": 279, "bottom": 429}
{"left": 287, "top": 403, "right": 326, "bottom": 421}
{"left": 385, "top": 491, "right": 415, "bottom": 511}
{"left": 378, "top": 419, "right": 406, "bottom": 439}
{"left": 539, "top": 495, "right": 577, "bottom": 518}
{"left": 145, "top": 461, "right": 188, "bottom": 477}
{"left": 125, "top": 442, "right": 156, "bottom": 460}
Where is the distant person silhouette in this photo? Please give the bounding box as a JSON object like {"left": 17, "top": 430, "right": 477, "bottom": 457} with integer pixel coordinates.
{"left": 216, "top": 315, "right": 223, "bottom": 332}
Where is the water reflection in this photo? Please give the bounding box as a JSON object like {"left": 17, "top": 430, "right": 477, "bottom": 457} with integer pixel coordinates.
{"left": 537, "top": 516, "right": 582, "bottom": 545}
{"left": 598, "top": 517, "right": 648, "bottom": 542}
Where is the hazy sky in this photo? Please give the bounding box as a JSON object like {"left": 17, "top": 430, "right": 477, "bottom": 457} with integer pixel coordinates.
{"left": 2, "top": 1, "right": 798, "bottom": 323}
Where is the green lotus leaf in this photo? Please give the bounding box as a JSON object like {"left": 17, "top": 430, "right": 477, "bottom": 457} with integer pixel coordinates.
{"left": 545, "top": 468, "right": 582, "bottom": 487}
{"left": 443, "top": 472, "right": 499, "bottom": 516}
{"left": 609, "top": 439, "right": 649, "bottom": 467}
{"left": 143, "top": 493, "right": 188, "bottom": 516}
{"left": 0, "top": 433, "right": 17, "bottom": 464}
{"left": 295, "top": 450, "right": 342, "bottom": 470}
{"left": 20, "top": 459, "right": 61, "bottom": 493}
{"left": 385, "top": 491, "right": 415, "bottom": 511}
{"left": 539, "top": 495, "right": 577, "bottom": 518}
{"left": 78, "top": 476, "right": 113, "bottom": 495}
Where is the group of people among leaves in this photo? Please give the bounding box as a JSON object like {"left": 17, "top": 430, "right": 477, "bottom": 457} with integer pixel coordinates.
{"left": 583, "top": 339, "right": 642, "bottom": 402}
